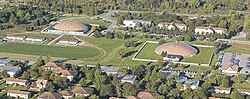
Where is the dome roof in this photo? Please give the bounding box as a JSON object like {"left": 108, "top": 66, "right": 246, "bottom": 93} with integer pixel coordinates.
{"left": 155, "top": 42, "right": 198, "bottom": 57}
{"left": 54, "top": 21, "right": 89, "bottom": 32}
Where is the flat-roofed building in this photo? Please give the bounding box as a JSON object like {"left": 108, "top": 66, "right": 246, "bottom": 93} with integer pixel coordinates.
{"left": 5, "top": 78, "right": 29, "bottom": 86}
{"left": 7, "top": 90, "right": 31, "bottom": 99}
{"left": 121, "top": 75, "right": 138, "bottom": 84}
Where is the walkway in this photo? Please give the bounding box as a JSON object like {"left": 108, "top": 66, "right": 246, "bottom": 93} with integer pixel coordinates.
{"left": 47, "top": 34, "right": 63, "bottom": 45}
{"left": 216, "top": 39, "right": 250, "bottom": 45}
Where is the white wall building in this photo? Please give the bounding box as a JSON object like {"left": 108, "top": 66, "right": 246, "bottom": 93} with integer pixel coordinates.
{"left": 238, "top": 89, "right": 250, "bottom": 96}
{"left": 157, "top": 22, "right": 188, "bottom": 31}
{"left": 25, "top": 37, "right": 46, "bottom": 42}
{"left": 195, "top": 27, "right": 225, "bottom": 35}
{"left": 36, "top": 79, "right": 48, "bottom": 89}
{"left": 213, "top": 86, "right": 231, "bottom": 94}
{"left": 7, "top": 90, "right": 31, "bottom": 99}
{"left": 123, "top": 20, "right": 152, "bottom": 28}
{"left": 6, "top": 78, "right": 29, "bottom": 86}
{"left": 121, "top": 75, "right": 137, "bottom": 84}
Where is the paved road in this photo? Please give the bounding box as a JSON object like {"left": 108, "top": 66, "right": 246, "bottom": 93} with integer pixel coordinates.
{"left": 92, "top": 11, "right": 118, "bottom": 33}
{"left": 216, "top": 39, "right": 250, "bottom": 45}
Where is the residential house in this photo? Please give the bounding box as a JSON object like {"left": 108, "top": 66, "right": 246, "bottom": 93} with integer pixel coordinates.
{"left": 59, "top": 91, "right": 74, "bottom": 99}
{"left": 212, "top": 86, "right": 231, "bottom": 94}
{"left": 109, "top": 97, "right": 125, "bottom": 99}
{"left": 121, "top": 75, "right": 138, "bottom": 84}
{"left": 238, "top": 89, "right": 250, "bottom": 96}
{"left": 0, "top": 66, "right": 21, "bottom": 77}
{"left": 36, "top": 79, "right": 48, "bottom": 89}
{"left": 71, "top": 87, "right": 94, "bottom": 97}
{"left": 180, "top": 79, "right": 200, "bottom": 90}
{"left": 123, "top": 20, "right": 152, "bottom": 28}
{"left": 38, "top": 92, "right": 63, "bottom": 99}
{"left": 213, "top": 28, "right": 225, "bottom": 34}
{"left": 137, "top": 92, "right": 160, "bottom": 99}
{"left": 157, "top": 22, "right": 188, "bottom": 31}
{"left": 7, "top": 90, "right": 31, "bottom": 99}
{"left": 100, "top": 66, "right": 119, "bottom": 75}
{"left": 221, "top": 65, "right": 238, "bottom": 74}
{"left": 44, "top": 62, "right": 77, "bottom": 81}
{"left": 195, "top": 27, "right": 225, "bottom": 35}
{"left": 6, "top": 78, "right": 29, "bottom": 86}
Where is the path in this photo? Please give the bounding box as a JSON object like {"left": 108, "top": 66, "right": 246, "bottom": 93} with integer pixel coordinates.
{"left": 216, "top": 39, "right": 250, "bottom": 45}
{"left": 48, "top": 34, "right": 63, "bottom": 45}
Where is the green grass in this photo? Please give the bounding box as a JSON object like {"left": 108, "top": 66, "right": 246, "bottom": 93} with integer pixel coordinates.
{"left": 0, "top": 42, "right": 101, "bottom": 59}
{"left": 135, "top": 42, "right": 213, "bottom": 64}
{"left": 225, "top": 44, "right": 250, "bottom": 54}
{"left": 182, "top": 47, "right": 213, "bottom": 64}
{"left": 136, "top": 43, "right": 162, "bottom": 60}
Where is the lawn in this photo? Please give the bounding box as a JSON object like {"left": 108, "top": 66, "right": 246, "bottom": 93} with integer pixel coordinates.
{"left": 181, "top": 47, "right": 213, "bottom": 64}
{"left": 0, "top": 43, "right": 101, "bottom": 59}
{"left": 172, "top": 65, "right": 211, "bottom": 73}
{"left": 225, "top": 44, "right": 250, "bottom": 54}
{"left": 136, "top": 43, "right": 162, "bottom": 60}
{"left": 135, "top": 42, "right": 213, "bottom": 64}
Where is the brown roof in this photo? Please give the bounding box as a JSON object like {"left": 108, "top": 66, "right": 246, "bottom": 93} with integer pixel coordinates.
{"left": 126, "top": 96, "right": 140, "bottom": 99}
{"left": 155, "top": 42, "right": 197, "bottom": 57}
{"left": 221, "top": 65, "right": 238, "bottom": 71}
{"left": 36, "top": 79, "right": 48, "bottom": 86}
{"left": 6, "top": 78, "right": 27, "bottom": 83}
{"left": 44, "top": 62, "right": 63, "bottom": 68}
{"left": 71, "top": 87, "right": 94, "bottom": 95}
{"left": 137, "top": 92, "right": 159, "bottom": 99}
{"left": 109, "top": 97, "right": 125, "bottom": 99}
{"left": 38, "top": 92, "right": 62, "bottom": 99}
{"left": 59, "top": 91, "right": 74, "bottom": 96}
{"left": 8, "top": 90, "right": 30, "bottom": 95}
{"left": 54, "top": 21, "right": 88, "bottom": 32}
{"left": 214, "top": 86, "right": 231, "bottom": 91}
{"left": 60, "top": 70, "right": 77, "bottom": 76}
{"left": 238, "top": 89, "right": 250, "bottom": 93}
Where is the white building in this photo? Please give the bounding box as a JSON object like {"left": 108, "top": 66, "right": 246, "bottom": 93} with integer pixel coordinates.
{"left": 100, "top": 66, "right": 119, "bottom": 75}
{"left": 7, "top": 90, "right": 31, "bottom": 99}
{"left": 6, "top": 36, "right": 25, "bottom": 41}
{"left": 36, "top": 79, "right": 48, "bottom": 89}
{"left": 0, "top": 66, "right": 21, "bottom": 77}
{"left": 195, "top": 27, "right": 225, "bottom": 35}
{"left": 6, "top": 78, "right": 29, "bottom": 86}
{"left": 59, "top": 70, "right": 77, "bottom": 81}
{"left": 157, "top": 22, "right": 188, "bottom": 31}
{"left": 238, "top": 89, "right": 250, "bottom": 96}
{"left": 123, "top": 20, "right": 152, "bottom": 28}
{"left": 163, "top": 54, "right": 182, "bottom": 62}
{"left": 182, "top": 79, "right": 200, "bottom": 90}
{"left": 212, "top": 86, "right": 231, "bottom": 94}
{"left": 121, "top": 75, "right": 138, "bottom": 84}
{"left": 221, "top": 65, "right": 238, "bottom": 74}
{"left": 213, "top": 28, "right": 225, "bottom": 34}
{"left": 25, "top": 37, "right": 46, "bottom": 42}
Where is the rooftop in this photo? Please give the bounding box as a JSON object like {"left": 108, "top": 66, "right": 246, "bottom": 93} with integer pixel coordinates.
{"left": 8, "top": 90, "right": 30, "bottom": 95}
{"left": 121, "top": 75, "right": 137, "bottom": 81}
{"left": 0, "top": 66, "right": 21, "bottom": 72}
{"left": 6, "top": 78, "right": 27, "bottom": 83}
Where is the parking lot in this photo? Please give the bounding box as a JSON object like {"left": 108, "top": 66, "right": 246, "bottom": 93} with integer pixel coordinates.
{"left": 217, "top": 52, "right": 250, "bottom": 74}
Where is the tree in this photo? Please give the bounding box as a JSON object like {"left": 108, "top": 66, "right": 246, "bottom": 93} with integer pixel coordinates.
{"left": 158, "top": 39, "right": 166, "bottom": 45}
{"left": 99, "top": 84, "right": 115, "bottom": 97}
{"left": 243, "top": 14, "right": 250, "bottom": 33}
{"left": 36, "top": 56, "right": 44, "bottom": 66}
{"left": 184, "top": 35, "right": 192, "bottom": 42}
{"left": 46, "top": 82, "right": 55, "bottom": 91}
{"left": 232, "top": 74, "right": 247, "bottom": 85}
{"left": 89, "top": 95, "right": 99, "bottom": 99}
{"left": 45, "top": 55, "right": 50, "bottom": 63}
{"left": 117, "top": 48, "right": 125, "bottom": 58}
{"left": 176, "top": 37, "right": 184, "bottom": 41}
{"left": 21, "top": 71, "right": 30, "bottom": 79}
{"left": 122, "top": 83, "right": 138, "bottom": 96}
{"left": 230, "top": 90, "right": 245, "bottom": 99}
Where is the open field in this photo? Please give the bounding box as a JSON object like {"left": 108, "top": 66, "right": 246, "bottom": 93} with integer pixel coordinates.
{"left": 172, "top": 65, "right": 211, "bottom": 73}
{"left": 135, "top": 42, "right": 213, "bottom": 64}
{"left": 225, "top": 44, "right": 250, "bottom": 54}
{"left": 0, "top": 43, "right": 102, "bottom": 59}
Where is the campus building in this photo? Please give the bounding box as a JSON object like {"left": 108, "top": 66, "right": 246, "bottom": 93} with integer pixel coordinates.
{"left": 123, "top": 19, "right": 152, "bottom": 28}
{"left": 42, "top": 21, "right": 89, "bottom": 36}
{"left": 195, "top": 27, "right": 225, "bottom": 35}
{"left": 157, "top": 22, "right": 188, "bottom": 31}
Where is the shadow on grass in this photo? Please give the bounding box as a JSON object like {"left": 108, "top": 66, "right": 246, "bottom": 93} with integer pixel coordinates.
{"left": 54, "top": 58, "right": 78, "bottom": 63}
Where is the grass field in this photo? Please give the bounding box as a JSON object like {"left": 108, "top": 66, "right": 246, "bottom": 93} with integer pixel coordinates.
{"left": 172, "top": 65, "right": 211, "bottom": 73}
{"left": 225, "top": 44, "right": 250, "bottom": 54}
{"left": 182, "top": 47, "right": 213, "bottom": 64}
{"left": 135, "top": 42, "right": 213, "bottom": 64}
{"left": 0, "top": 43, "right": 101, "bottom": 59}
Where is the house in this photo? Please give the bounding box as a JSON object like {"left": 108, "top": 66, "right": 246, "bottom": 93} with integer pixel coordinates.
{"left": 6, "top": 78, "right": 29, "bottom": 86}
{"left": 44, "top": 62, "right": 77, "bottom": 81}
{"left": 121, "top": 75, "right": 138, "bottom": 84}
{"left": 59, "top": 91, "right": 74, "bottom": 99}
{"left": 180, "top": 79, "right": 200, "bottom": 90}
{"left": 7, "top": 90, "right": 31, "bottom": 99}
{"left": 137, "top": 92, "right": 159, "bottom": 99}
{"left": 126, "top": 96, "right": 140, "bottom": 99}
{"left": 100, "top": 66, "right": 119, "bottom": 75}
{"left": 195, "top": 27, "right": 214, "bottom": 35}
{"left": 71, "top": 87, "right": 94, "bottom": 97}
{"left": 59, "top": 70, "right": 77, "bottom": 81}
{"left": 109, "top": 97, "right": 125, "bottom": 99}
{"left": 38, "top": 92, "right": 63, "bottom": 99}
{"left": 212, "top": 86, "right": 231, "bottom": 94}
{"left": 0, "top": 66, "right": 21, "bottom": 77}
{"left": 157, "top": 22, "right": 188, "bottom": 31}
{"left": 36, "top": 79, "right": 48, "bottom": 89}
{"left": 195, "top": 27, "right": 225, "bottom": 35}
{"left": 6, "top": 36, "right": 25, "bottom": 41}
{"left": 221, "top": 65, "right": 238, "bottom": 74}
{"left": 163, "top": 54, "right": 182, "bottom": 62}
{"left": 238, "top": 89, "right": 250, "bottom": 96}
{"left": 123, "top": 20, "right": 152, "bottom": 28}
{"left": 0, "top": 59, "right": 10, "bottom": 66}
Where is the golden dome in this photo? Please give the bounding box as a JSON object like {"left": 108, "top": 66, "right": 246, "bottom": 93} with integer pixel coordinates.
{"left": 54, "top": 21, "right": 89, "bottom": 32}
{"left": 155, "top": 42, "right": 197, "bottom": 57}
